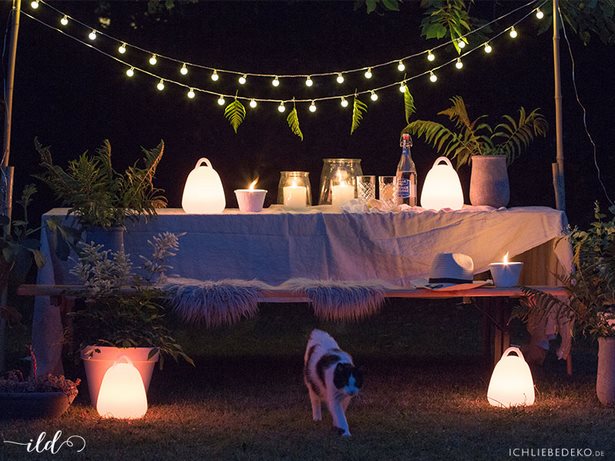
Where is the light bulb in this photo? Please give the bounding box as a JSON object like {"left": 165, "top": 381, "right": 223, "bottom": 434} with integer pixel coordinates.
{"left": 340, "top": 97, "right": 349, "bottom": 108}
{"left": 126, "top": 67, "right": 135, "bottom": 77}
{"left": 187, "top": 88, "right": 195, "bottom": 99}
{"left": 429, "top": 71, "right": 437, "bottom": 83}
{"left": 309, "top": 101, "right": 317, "bottom": 112}
{"left": 458, "top": 39, "right": 466, "bottom": 49}
{"left": 249, "top": 99, "right": 257, "bottom": 108}
{"left": 305, "top": 76, "right": 313, "bottom": 87}
{"left": 239, "top": 74, "right": 247, "bottom": 85}
{"left": 364, "top": 68, "right": 373, "bottom": 79}
{"left": 60, "top": 16, "right": 69, "bottom": 26}
{"left": 30, "top": 0, "right": 39, "bottom": 9}
{"left": 277, "top": 102, "right": 286, "bottom": 113}
{"left": 217, "top": 96, "right": 225, "bottom": 106}
{"left": 536, "top": 8, "right": 544, "bottom": 19}
{"left": 397, "top": 60, "right": 405, "bottom": 72}
{"left": 399, "top": 83, "right": 407, "bottom": 93}
{"left": 180, "top": 64, "right": 188, "bottom": 75}
{"left": 336, "top": 73, "right": 345, "bottom": 84}
{"left": 455, "top": 58, "right": 463, "bottom": 69}
{"left": 88, "top": 30, "right": 97, "bottom": 41}
{"left": 156, "top": 79, "right": 165, "bottom": 91}
{"left": 211, "top": 70, "right": 219, "bottom": 81}
{"left": 427, "top": 50, "right": 435, "bottom": 62}
{"left": 370, "top": 91, "right": 378, "bottom": 101}
{"left": 509, "top": 27, "right": 518, "bottom": 39}
{"left": 149, "top": 54, "right": 157, "bottom": 65}
{"left": 272, "top": 77, "right": 280, "bottom": 87}
{"left": 118, "top": 43, "right": 127, "bottom": 54}
{"left": 484, "top": 43, "right": 493, "bottom": 54}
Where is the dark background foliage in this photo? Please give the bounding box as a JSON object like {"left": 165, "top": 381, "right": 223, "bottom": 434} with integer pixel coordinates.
{"left": 2, "top": 0, "right": 614, "bottom": 227}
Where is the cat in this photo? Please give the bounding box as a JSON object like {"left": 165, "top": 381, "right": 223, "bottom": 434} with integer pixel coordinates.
{"left": 303, "top": 329, "right": 363, "bottom": 437}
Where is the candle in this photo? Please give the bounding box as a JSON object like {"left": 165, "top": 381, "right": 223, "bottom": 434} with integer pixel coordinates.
{"left": 331, "top": 181, "right": 355, "bottom": 207}
{"left": 234, "top": 179, "right": 267, "bottom": 212}
{"left": 489, "top": 252, "right": 524, "bottom": 287}
{"left": 283, "top": 180, "right": 308, "bottom": 209}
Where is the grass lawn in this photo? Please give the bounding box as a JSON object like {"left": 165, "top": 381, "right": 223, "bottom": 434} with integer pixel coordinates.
{"left": 1, "top": 300, "right": 614, "bottom": 460}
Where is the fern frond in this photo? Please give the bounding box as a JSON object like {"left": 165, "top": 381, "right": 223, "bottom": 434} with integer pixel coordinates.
{"left": 286, "top": 106, "right": 303, "bottom": 141}
{"left": 492, "top": 107, "right": 547, "bottom": 164}
{"left": 351, "top": 96, "right": 368, "bottom": 135}
{"left": 224, "top": 99, "right": 246, "bottom": 134}
{"left": 403, "top": 87, "right": 416, "bottom": 124}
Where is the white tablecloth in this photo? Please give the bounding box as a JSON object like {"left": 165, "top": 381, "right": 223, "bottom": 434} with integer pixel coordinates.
{"left": 32, "top": 206, "right": 572, "bottom": 374}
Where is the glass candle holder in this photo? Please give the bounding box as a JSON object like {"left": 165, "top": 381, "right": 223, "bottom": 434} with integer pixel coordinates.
{"left": 318, "top": 158, "right": 363, "bottom": 205}
{"left": 356, "top": 175, "right": 376, "bottom": 202}
{"left": 277, "top": 171, "right": 312, "bottom": 209}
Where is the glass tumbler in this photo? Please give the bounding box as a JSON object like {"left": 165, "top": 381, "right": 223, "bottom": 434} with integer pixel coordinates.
{"left": 356, "top": 175, "right": 376, "bottom": 202}
{"left": 318, "top": 158, "right": 363, "bottom": 205}
{"left": 379, "top": 176, "right": 397, "bottom": 208}
{"left": 277, "top": 171, "right": 312, "bottom": 209}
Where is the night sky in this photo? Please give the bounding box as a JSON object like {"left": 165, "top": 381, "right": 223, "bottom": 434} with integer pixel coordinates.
{"left": 3, "top": 0, "right": 614, "bottom": 226}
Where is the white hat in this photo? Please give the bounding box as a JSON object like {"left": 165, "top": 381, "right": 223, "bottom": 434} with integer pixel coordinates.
{"left": 418, "top": 253, "right": 489, "bottom": 291}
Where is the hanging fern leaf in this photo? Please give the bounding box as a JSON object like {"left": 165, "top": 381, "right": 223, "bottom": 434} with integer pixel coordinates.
{"left": 403, "top": 86, "right": 416, "bottom": 124}
{"left": 224, "top": 99, "right": 246, "bottom": 134}
{"left": 350, "top": 96, "right": 368, "bottom": 135}
{"left": 286, "top": 106, "right": 303, "bottom": 141}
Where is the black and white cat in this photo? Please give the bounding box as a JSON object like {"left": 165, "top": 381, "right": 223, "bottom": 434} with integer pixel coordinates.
{"left": 303, "top": 329, "right": 363, "bottom": 437}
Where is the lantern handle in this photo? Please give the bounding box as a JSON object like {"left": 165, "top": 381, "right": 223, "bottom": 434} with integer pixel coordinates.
{"left": 194, "top": 157, "right": 213, "bottom": 169}
{"left": 433, "top": 156, "right": 454, "bottom": 168}
{"left": 501, "top": 346, "right": 525, "bottom": 360}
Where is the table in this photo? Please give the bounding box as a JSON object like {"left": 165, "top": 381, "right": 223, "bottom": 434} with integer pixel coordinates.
{"left": 32, "top": 206, "right": 572, "bottom": 375}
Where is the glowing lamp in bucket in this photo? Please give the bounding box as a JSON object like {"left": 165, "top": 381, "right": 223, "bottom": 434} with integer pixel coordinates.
{"left": 96, "top": 357, "right": 148, "bottom": 419}
{"left": 182, "top": 157, "right": 226, "bottom": 213}
{"left": 487, "top": 347, "right": 535, "bottom": 408}
{"left": 420, "top": 157, "right": 464, "bottom": 211}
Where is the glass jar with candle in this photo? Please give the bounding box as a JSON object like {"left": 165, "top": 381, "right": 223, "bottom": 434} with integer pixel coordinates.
{"left": 318, "top": 158, "right": 363, "bottom": 205}
{"left": 277, "top": 171, "right": 312, "bottom": 209}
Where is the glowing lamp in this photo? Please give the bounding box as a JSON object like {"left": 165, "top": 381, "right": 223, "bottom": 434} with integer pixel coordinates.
{"left": 420, "top": 157, "right": 464, "bottom": 210}
{"left": 96, "top": 357, "right": 148, "bottom": 419}
{"left": 182, "top": 158, "right": 226, "bottom": 214}
{"left": 487, "top": 347, "right": 535, "bottom": 408}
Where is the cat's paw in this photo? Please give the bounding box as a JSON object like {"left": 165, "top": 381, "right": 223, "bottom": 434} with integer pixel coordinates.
{"left": 341, "top": 431, "right": 352, "bottom": 438}
{"left": 333, "top": 427, "right": 351, "bottom": 437}
{"left": 312, "top": 414, "right": 322, "bottom": 421}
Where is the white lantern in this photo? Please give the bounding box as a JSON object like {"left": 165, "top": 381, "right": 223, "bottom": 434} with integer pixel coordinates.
{"left": 420, "top": 156, "right": 464, "bottom": 211}
{"left": 96, "top": 357, "right": 148, "bottom": 419}
{"left": 181, "top": 158, "right": 226, "bottom": 214}
{"left": 487, "top": 347, "right": 535, "bottom": 408}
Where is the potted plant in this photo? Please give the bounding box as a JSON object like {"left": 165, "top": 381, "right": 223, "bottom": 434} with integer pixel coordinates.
{"left": 69, "top": 232, "right": 193, "bottom": 407}
{"left": 521, "top": 203, "right": 615, "bottom": 405}
{"left": 403, "top": 96, "right": 547, "bottom": 207}
{"left": 34, "top": 138, "right": 167, "bottom": 251}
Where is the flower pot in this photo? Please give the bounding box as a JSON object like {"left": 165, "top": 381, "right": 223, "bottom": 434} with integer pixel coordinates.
{"left": 469, "top": 155, "right": 510, "bottom": 208}
{"left": 84, "top": 226, "right": 125, "bottom": 253}
{"left": 597, "top": 337, "right": 615, "bottom": 406}
{"left": 0, "top": 392, "right": 70, "bottom": 419}
{"left": 81, "top": 346, "right": 159, "bottom": 408}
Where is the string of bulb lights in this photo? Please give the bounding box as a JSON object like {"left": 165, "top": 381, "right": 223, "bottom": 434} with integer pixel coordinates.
{"left": 25, "top": 0, "right": 547, "bottom": 110}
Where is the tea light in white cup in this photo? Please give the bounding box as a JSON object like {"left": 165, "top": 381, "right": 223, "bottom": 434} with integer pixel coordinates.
{"left": 234, "top": 179, "right": 267, "bottom": 212}
{"left": 489, "top": 252, "right": 524, "bottom": 287}
{"left": 331, "top": 180, "right": 355, "bottom": 207}
{"left": 283, "top": 179, "right": 308, "bottom": 209}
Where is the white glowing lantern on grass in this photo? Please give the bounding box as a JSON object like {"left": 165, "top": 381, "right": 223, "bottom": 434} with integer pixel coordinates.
{"left": 97, "top": 357, "right": 148, "bottom": 419}
{"left": 182, "top": 157, "right": 226, "bottom": 214}
{"left": 420, "top": 156, "right": 464, "bottom": 210}
{"left": 487, "top": 347, "right": 535, "bottom": 408}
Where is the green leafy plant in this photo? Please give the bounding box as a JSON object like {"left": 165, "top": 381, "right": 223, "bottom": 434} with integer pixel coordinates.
{"left": 403, "top": 85, "right": 416, "bottom": 124}
{"left": 224, "top": 97, "right": 246, "bottom": 134}
{"left": 34, "top": 139, "right": 167, "bottom": 230}
{"left": 404, "top": 95, "right": 547, "bottom": 168}
{"left": 351, "top": 95, "right": 368, "bottom": 135}
{"left": 287, "top": 103, "right": 304, "bottom": 141}
{"left": 420, "top": 0, "right": 473, "bottom": 53}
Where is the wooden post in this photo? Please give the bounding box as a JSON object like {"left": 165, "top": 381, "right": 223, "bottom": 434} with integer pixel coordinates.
{"left": 552, "top": 0, "right": 566, "bottom": 211}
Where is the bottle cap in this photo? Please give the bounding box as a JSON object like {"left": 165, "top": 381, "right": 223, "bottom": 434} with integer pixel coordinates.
{"left": 400, "top": 133, "right": 412, "bottom": 147}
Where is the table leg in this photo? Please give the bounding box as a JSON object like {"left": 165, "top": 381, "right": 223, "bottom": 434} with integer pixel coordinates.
{"left": 492, "top": 299, "right": 512, "bottom": 368}
{"left": 481, "top": 300, "right": 493, "bottom": 368}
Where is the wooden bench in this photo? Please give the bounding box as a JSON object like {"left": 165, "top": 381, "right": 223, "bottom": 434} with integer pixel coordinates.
{"left": 18, "top": 284, "right": 570, "bottom": 372}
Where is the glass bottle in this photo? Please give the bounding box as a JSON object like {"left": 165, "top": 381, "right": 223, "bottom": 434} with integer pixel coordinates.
{"left": 395, "top": 133, "right": 417, "bottom": 206}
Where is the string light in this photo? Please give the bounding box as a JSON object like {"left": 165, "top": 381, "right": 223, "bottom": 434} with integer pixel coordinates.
{"left": 118, "top": 43, "right": 127, "bottom": 54}
{"left": 340, "top": 97, "right": 349, "bottom": 108}
{"left": 211, "top": 70, "right": 219, "bottom": 81}
{"left": 277, "top": 101, "right": 286, "bottom": 113}
{"left": 484, "top": 43, "right": 493, "bottom": 53}
{"left": 187, "top": 88, "right": 196, "bottom": 99}
{"left": 509, "top": 26, "right": 518, "bottom": 38}
{"left": 309, "top": 101, "right": 317, "bottom": 112}
{"left": 180, "top": 63, "right": 188, "bottom": 75}
{"left": 364, "top": 68, "right": 373, "bottom": 79}
{"left": 239, "top": 74, "right": 247, "bottom": 85}
{"left": 217, "top": 95, "right": 225, "bottom": 106}
{"left": 88, "top": 30, "right": 96, "bottom": 40}
{"left": 156, "top": 79, "right": 165, "bottom": 91}
{"left": 336, "top": 73, "right": 345, "bottom": 84}
{"left": 429, "top": 71, "right": 438, "bottom": 83}
{"left": 305, "top": 76, "right": 313, "bottom": 87}
{"left": 397, "top": 60, "right": 405, "bottom": 71}
{"left": 458, "top": 40, "right": 466, "bottom": 49}
{"left": 427, "top": 50, "right": 435, "bottom": 62}
{"left": 60, "top": 15, "right": 68, "bottom": 26}
{"left": 535, "top": 8, "right": 544, "bottom": 19}
{"left": 272, "top": 76, "right": 280, "bottom": 87}
{"left": 148, "top": 54, "right": 157, "bottom": 65}
{"left": 125, "top": 67, "right": 135, "bottom": 77}
{"left": 249, "top": 99, "right": 257, "bottom": 108}
{"left": 370, "top": 90, "right": 378, "bottom": 101}
{"left": 399, "top": 82, "right": 407, "bottom": 93}
{"left": 455, "top": 58, "right": 463, "bottom": 69}
{"left": 30, "top": 1, "right": 39, "bottom": 9}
